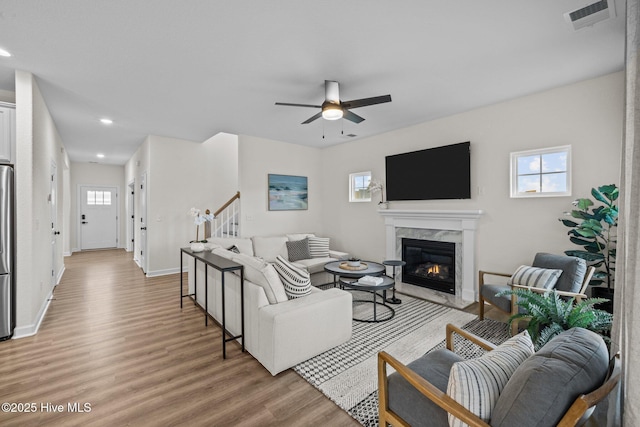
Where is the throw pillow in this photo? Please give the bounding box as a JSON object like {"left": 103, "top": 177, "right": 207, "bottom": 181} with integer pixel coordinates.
{"left": 446, "top": 330, "right": 534, "bottom": 427}
{"left": 308, "top": 236, "right": 330, "bottom": 258}
{"left": 286, "top": 238, "right": 311, "bottom": 262}
{"left": 273, "top": 255, "right": 312, "bottom": 299}
{"left": 508, "top": 265, "right": 563, "bottom": 290}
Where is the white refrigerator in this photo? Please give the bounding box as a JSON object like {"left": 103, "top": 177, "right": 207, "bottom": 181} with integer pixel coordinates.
{"left": 0, "top": 165, "right": 14, "bottom": 340}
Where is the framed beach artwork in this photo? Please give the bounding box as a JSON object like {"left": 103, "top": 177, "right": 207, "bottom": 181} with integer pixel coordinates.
{"left": 268, "top": 174, "right": 308, "bottom": 211}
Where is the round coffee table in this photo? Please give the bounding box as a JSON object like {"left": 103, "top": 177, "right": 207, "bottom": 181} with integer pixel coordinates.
{"left": 339, "top": 276, "right": 395, "bottom": 323}
{"left": 324, "top": 260, "right": 385, "bottom": 287}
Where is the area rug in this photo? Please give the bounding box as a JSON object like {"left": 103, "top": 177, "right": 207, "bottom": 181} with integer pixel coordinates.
{"left": 294, "top": 294, "right": 510, "bottom": 427}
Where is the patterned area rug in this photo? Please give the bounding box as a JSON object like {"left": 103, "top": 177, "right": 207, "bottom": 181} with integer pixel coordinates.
{"left": 294, "top": 292, "right": 510, "bottom": 426}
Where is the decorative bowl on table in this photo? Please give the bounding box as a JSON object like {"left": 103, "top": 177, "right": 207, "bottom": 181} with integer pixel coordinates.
{"left": 347, "top": 258, "right": 361, "bottom": 267}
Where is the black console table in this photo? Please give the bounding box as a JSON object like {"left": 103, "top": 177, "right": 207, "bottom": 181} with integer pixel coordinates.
{"left": 180, "top": 248, "right": 245, "bottom": 359}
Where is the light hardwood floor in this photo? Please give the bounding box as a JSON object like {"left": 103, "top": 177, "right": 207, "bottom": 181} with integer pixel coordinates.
{"left": 0, "top": 249, "right": 358, "bottom": 426}
{"left": 0, "top": 249, "right": 506, "bottom": 427}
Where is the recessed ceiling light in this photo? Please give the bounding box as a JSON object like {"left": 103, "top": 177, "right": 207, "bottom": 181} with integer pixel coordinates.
{"left": 100, "top": 118, "right": 113, "bottom": 125}
{"left": 96, "top": 153, "right": 105, "bottom": 158}
{"left": 0, "top": 48, "right": 11, "bottom": 57}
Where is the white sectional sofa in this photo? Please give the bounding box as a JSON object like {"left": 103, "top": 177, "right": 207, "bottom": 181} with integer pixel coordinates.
{"left": 188, "top": 233, "right": 353, "bottom": 375}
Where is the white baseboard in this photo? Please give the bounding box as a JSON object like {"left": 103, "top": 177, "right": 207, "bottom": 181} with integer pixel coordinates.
{"left": 63, "top": 251, "right": 72, "bottom": 257}
{"left": 56, "top": 265, "right": 65, "bottom": 284}
{"left": 146, "top": 267, "right": 180, "bottom": 277}
{"left": 13, "top": 288, "right": 54, "bottom": 339}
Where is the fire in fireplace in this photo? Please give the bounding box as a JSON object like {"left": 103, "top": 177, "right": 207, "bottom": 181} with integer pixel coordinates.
{"left": 402, "top": 238, "right": 455, "bottom": 294}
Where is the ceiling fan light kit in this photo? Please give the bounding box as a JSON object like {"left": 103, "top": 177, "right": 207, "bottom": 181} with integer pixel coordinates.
{"left": 321, "top": 102, "right": 343, "bottom": 120}
{"left": 276, "top": 80, "right": 391, "bottom": 125}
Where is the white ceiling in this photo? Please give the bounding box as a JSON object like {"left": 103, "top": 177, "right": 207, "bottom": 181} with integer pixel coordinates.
{"left": 0, "top": 0, "right": 626, "bottom": 165}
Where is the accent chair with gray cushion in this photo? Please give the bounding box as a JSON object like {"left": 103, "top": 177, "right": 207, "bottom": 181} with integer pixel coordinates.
{"left": 478, "top": 253, "right": 595, "bottom": 334}
{"left": 378, "top": 325, "right": 620, "bottom": 427}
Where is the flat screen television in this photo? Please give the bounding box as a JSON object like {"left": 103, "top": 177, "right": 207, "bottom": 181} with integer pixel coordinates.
{"left": 385, "top": 141, "right": 471, "bottom": 201}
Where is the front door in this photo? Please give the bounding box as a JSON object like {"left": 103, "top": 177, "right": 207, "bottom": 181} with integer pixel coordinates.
{"left": 80, "top": 185, "right": 118, "bottom": 250}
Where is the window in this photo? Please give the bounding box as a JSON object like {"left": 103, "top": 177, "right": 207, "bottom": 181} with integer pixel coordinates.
{"left": 349, "top": 171, "right": 372, "bottom": 202}
{"left": 510, "top": 145, "right": 571, "bottom": 198}
{"left": 87, "top": 190, "right": 112, "bottom": 205}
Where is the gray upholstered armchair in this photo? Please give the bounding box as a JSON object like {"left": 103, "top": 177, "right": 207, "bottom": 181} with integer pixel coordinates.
{"left": 478, "top": 253, "right": 595, "bottom": 334}
{"left": 378, "top": 324, "right": 620, "bottom": 427}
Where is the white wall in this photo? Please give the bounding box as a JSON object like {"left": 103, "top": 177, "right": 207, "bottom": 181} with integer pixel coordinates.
{"left": 237, "top": 134, "right": 324, "bottom": 238}
{"left": 320, "top": 72, "right": 623, "bottom": 279}
{"left": 0, "top": 89, "right": 15, "bottom": 104}
{"left": 69, "top": 162, "right": 126, "bottom": 252}
{"left": 14, "top": 71, "right": 68, "bottom": 336}
{"left": 124, "top": 132, "right": 239, "bottom": 276}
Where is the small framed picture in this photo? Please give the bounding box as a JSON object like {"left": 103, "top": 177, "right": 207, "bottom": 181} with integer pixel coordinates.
{"left": 268, "top": 174, "right": 308, "bottom": 211}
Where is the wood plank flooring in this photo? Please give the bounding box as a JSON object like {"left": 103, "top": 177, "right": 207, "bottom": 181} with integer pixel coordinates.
{"left": 0, "top": 250, "right": 358, "bottom": 426}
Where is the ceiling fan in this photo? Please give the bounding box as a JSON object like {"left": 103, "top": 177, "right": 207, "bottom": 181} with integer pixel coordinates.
{"left": 275, "top": 80, "right": 392, "bottom": 124}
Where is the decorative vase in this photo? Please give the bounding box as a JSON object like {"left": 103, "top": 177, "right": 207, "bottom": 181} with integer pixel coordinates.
{"left": 190, "top": 242, "right": 205, "bottom": 252}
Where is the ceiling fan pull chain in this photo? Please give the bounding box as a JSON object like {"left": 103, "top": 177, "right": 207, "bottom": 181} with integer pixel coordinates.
{"left": 322, "top": 121, "right": 325, "bottom": 139}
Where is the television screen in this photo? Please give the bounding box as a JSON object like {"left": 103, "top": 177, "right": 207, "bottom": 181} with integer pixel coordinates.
{"left": 385, "top": 142, "right": 471, "bottom": 201}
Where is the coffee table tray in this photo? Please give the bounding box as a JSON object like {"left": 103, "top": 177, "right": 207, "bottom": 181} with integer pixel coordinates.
{"left": 338, "top": 262, "right": 368, "bottom": 271}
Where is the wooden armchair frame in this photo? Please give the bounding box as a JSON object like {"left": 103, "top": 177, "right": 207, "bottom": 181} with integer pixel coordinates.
{"left": 478, "top": 266, "right": 595, "bottom": 335}
{"left": 378, "top": 323, "right": 621, "bottom": 427}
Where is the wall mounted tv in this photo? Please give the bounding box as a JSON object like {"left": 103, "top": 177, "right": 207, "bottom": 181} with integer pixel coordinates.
{"left": 385, "top": 141, "right": 471, "bottom": 201}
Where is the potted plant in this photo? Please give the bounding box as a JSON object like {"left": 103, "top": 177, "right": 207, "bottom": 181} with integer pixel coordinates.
{"left": 368, "top": 179, "right": 388, "bottom": 209}
{"left": 559, "top": 184, "right": 618, "bottom": 312}
{"left": 498, "top": 289, "right": 613, "bottom": 350}
{"left": 188, "top": 207, "right": 213, "bottom": 251}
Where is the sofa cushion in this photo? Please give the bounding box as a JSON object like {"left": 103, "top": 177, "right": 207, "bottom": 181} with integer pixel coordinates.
{"left": 308, "top": 236, "right": 330, "bottom": 258}
{"left": 508, "top": 265, "right": 562, "bottom": 290}
{"left": 273, "top": 255, "right": 312, "bottom": 299}
{"left": 211, "top": 247, "right": 236, "bottom": 260}
{"left": 286, "top": 238, "right": 311, "bottom": 262}
{"left": 388, "top": 349, "right": 464, "bottom": 427}
{"left": 292, "top": 257, "right": 335, "bottom": 274}
{"left": 208, "top": 237, "right": 254, "bottom": 256}
{"left": 231, "top": 253, "right": 288, "bottom": 304}
{"left": 252, "top": 236, "right": 289, "bottom": 262}
{"left": 447, "top": 331, "right": 534, "bottom": 427}
{"left": 491, "top": 328, "right": 609, "bottom": 427}
{"left": 532, "top": 253, "right": 587, "bottom": 293}
{"left": 286, "top": 233, "right": 315, "bottom": 241}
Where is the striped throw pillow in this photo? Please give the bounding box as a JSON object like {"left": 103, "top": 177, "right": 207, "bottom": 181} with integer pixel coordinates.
{"left": 508, "top": 265, "right": 563, "bottom": 290}
{"left": 273, "top": 255, "right": 312, "bottom": 299}
{"left": 308, "top": 236, "right": 330, "bottom": 258}
{"left": 447, "top": 331, "right": 534, "bottom": 426}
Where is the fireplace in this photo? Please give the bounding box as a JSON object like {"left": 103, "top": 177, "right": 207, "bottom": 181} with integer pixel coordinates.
{"left": 402, "top": 238, "right": 456, "bottom": 295}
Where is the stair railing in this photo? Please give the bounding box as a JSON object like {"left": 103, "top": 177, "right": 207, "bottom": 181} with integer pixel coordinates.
{"left": 209, "top": 191, "right": 240, "bottom": 238}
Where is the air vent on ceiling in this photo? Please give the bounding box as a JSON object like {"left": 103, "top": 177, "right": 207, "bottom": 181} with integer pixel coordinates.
{"left": 564, "top": 0, "right": 615, "bottom": 31}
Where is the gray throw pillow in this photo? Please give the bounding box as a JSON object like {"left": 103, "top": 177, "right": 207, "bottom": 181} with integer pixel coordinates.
{"left": 286, "top": 238, "right": 311, "bottom": 262}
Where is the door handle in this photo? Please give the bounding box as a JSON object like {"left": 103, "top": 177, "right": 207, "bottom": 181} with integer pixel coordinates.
{"left": 82, "top": 221, "right": 88, "bottom": 224}
{"left": 141, "top": 227, "right": 147, "bottom": 230}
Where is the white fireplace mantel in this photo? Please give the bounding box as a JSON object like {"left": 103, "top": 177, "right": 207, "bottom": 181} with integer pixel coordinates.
{"left": 379, "top": 209, "right": 483, "bottom": 304}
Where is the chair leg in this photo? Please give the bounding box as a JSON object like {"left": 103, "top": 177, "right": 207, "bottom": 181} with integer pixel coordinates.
{"left": 478, "top": 297, "right": 485, "bottom": 320}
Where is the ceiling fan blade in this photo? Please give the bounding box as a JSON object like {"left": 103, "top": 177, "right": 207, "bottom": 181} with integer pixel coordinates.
{"left": 343, "top": 109, "right": 365, "bottom": 124}
{"left": 325, "top": 80, "right": 340, "bottom": 103}
{"left": 275, "top": 102, "right": 322, "bottom": 108}
{"left": 341, "top": 94, "right": 392, "bottom": 109}
{"left": 302, "top": 111, "right": 323, "bottom": 124}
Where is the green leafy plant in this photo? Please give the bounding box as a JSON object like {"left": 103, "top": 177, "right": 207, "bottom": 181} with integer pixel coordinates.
{"left": 497, "top": 289, "right": 613, "bottom": 350}
{"left": 559, "top": 184, "right": 618, "bottom": 289}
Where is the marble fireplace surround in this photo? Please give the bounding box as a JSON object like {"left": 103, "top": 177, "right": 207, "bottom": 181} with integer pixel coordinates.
{"left": 379, "top": 209, "right": 483, "bottom": 308}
